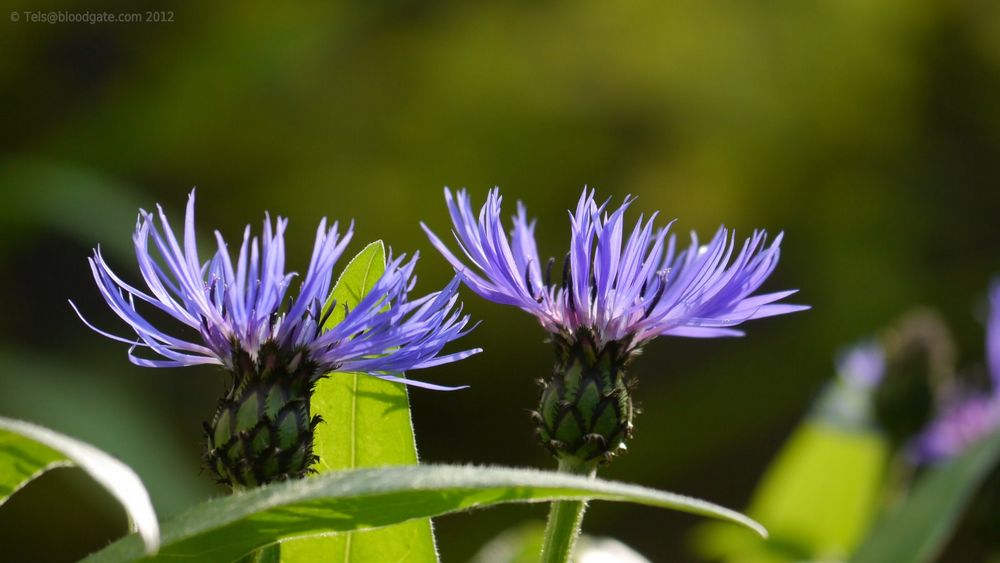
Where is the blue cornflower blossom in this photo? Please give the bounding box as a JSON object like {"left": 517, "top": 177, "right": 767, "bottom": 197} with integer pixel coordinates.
{"left": 74, "top": 192, "right": 478, "bottom": 386}
{"left": 911, "top": 284, "right": 1000, "bottom": 463}
{"left": 423, "top": 187, "right": 806, "bottom": 468}
{"left": 423, "top": 187, "right": 807, "bottom": 349}
{"left": 73, "top": 191, "right": 479, "bottom": 487}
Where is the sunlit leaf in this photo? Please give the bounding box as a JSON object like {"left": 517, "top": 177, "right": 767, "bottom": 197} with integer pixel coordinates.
{"left": 282, "top": 241, "right": 437, "bottom": 562}
{"left": 0, "top": 349, "right": 213, "bottom": 518}
{"left": 0, "top": 416, "right": 159, "bottom": 554}
{"left": 84, "top": 464, "right": 766, "bottom": 563}
{"left": 0, "top": 422, "right": 68, "bottom": 507}
{"left": 692, "top": 380, "right": 889, "bottom": 563}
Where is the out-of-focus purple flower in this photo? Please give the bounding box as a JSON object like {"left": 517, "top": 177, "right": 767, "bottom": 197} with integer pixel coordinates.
{"left": 72, "top": 191, "right": 480, "bottom": 390}
{"left": 911, "top": 283, "right": 1000, "bottom": 463}
{"left": 837, "top": 340, "right": 887, "bottom": 390}
{"left": 911, "top": 394, "right": 1000, "bottom": 462}
{"left": 422, "top": 187, "right": 808, "bottom": 350}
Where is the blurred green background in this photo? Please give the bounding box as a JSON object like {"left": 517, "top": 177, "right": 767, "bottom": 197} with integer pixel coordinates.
{"left": 2, "top": 1, "right": 1000, "bottom": 561}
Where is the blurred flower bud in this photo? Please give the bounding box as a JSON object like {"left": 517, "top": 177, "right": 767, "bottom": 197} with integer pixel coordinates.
{"left": 874, "top": 309, "right": 956, "bottom": 449}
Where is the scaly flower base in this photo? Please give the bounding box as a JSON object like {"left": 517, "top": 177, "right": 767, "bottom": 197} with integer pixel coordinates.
{"left": 534, "top": 329, "right": 636, "bottom": 471}
{"left": 204, "top": 343, "right": 321, "bottom": 488}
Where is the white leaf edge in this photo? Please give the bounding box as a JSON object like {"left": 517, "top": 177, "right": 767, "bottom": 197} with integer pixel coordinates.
{"left": 0, "top": 416, "right": 160, "bottom": 554}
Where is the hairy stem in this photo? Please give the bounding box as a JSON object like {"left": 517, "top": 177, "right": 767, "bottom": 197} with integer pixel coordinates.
{"left": 540, "top": 459, "right": 596, "bottom": 563}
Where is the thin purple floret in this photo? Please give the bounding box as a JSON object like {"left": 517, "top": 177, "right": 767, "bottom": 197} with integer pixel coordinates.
{"left": 72, "top": 190, "right": 480, "bottom": 389}
{"left": 422, "top": 187, "right": 808, "bottom": 349}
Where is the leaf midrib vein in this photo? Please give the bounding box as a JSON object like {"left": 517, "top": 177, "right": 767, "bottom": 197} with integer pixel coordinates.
{"left": 345, "top": 247, "right": 380, "bottom": 562}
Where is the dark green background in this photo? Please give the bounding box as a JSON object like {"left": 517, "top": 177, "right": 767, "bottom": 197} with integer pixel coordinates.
{"left": 1, "top": 1, "right": 999, "bottom": 561}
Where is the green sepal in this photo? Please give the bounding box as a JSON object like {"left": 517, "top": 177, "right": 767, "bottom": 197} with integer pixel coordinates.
{"left": 204, "top": 342, "right": 321, "bottom": 489}
{"left": 534, "top": 329, "right": 635, "bottom": 470}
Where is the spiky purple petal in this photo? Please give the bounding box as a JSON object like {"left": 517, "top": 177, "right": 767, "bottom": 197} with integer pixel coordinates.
{"left": 423, "top": 187, "right": 808, "bottom": 349}
{"left": 73, "top": 191, "right": 480, "bottom": 388}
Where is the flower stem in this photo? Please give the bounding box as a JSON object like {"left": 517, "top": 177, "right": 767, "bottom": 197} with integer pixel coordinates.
{"left": 540, "top": 459, "right": 596, "bottom": 563}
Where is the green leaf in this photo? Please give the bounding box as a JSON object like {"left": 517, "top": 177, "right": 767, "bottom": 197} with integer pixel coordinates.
{"left": 83, "top": 464, "right": 766, "bottom": 563}
{"left": 850, "top": 429, "right": 1000, "bottom": 563}
{"left": 0, "top": 348, "right": 214, "bottom": 518}
{"left": 692, "top": 380, "right": 889, "bottom": 563}
{"left": 320, "top": 240, "right": 386, "bottom": 328}
{"left": 282, "top": 241, "right": 437, "bottom": 562}
{"left": 752, "top": 422, "right": 887, "bottom": 553}
{"left": 0, "top": 416, "right": 159, "bottom": 554}
{"left": 0, "top": 421, "right": 68, "bottom": 506}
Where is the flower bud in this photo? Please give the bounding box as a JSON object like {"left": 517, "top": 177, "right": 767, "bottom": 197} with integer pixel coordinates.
{"left": 203, "top": 343, "right": 321, "bottom": 488}
{"left": 534, "top": 329, "right": 635, "bottom": 470}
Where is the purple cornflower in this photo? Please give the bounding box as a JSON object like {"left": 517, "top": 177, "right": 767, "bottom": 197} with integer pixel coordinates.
{"left": 422, "top": 187, "right": 807, "bottom": 350}
{"left": 911, "top": 284, "right": 1000, "bottom": 463}
{"left": 72, "top": 191, "right": 479, "bottom": 390}
{"left": 72, "top": 191, "right": 481, "bottom": 487}
{"left": 423, "top": 187, "right": 807, "bottom": 469}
